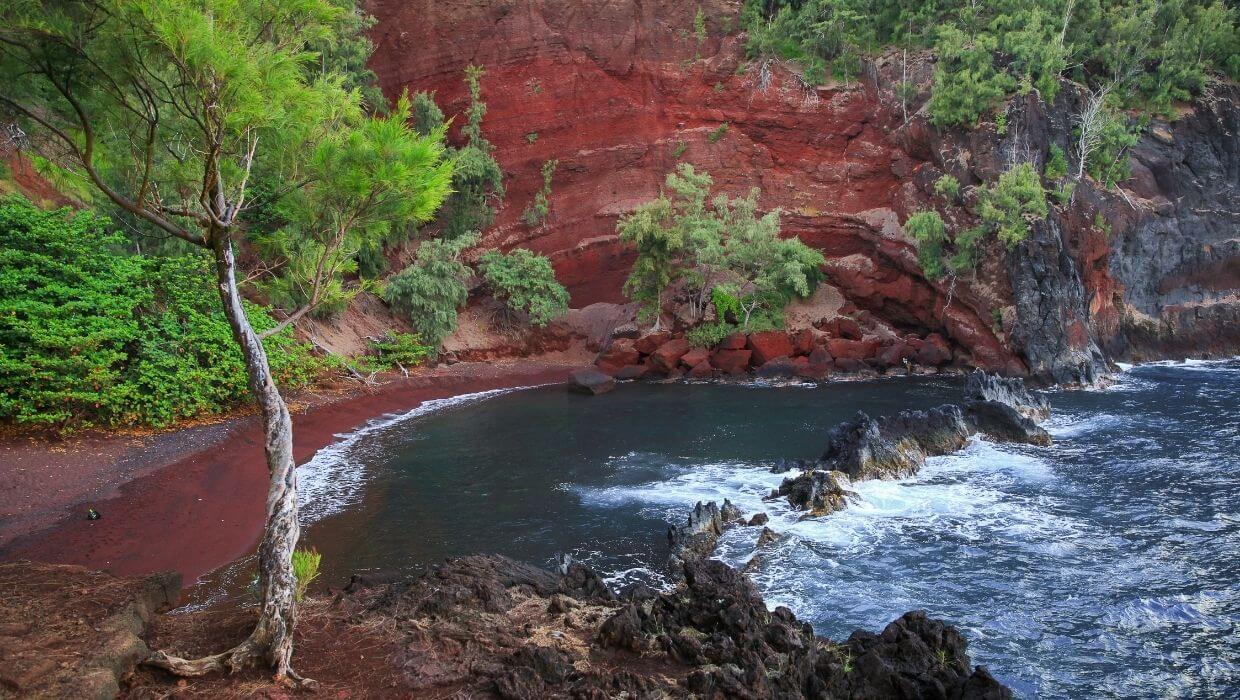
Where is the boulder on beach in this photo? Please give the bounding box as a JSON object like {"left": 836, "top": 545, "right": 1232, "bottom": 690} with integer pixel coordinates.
{"left": 569, "top": 368, "right": 616, "bottom": 395}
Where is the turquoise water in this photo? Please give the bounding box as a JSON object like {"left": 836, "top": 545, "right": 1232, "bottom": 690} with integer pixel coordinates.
{"left": 292, "top": 361, "right": 1239, "bottom": 698}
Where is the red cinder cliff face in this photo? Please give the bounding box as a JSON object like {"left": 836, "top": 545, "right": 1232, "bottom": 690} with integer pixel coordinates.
{"left": 365, "top": 0, "right": 1238, "bottom": 380}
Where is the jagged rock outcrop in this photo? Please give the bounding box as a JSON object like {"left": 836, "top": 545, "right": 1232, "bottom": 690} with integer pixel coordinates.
{"left": 773, "top": 468, "right": 859, "bottom": 516}
{"left": 963, "top": 371, "right": 1053, "bottom": 444}
{"left": 966, "top": 400, "right": 1052, "bottom": 446}
{"left": 600, "top": 558, "right": 1012, "bottom": 699}
{"left": 964, "top": 371, "right": 1051, "bottom": 419}
{"left": 775, "top": 371, "right": 1052, "bottom": 516}
{"left": 665, "top": 500, "right": 725, "bottom": 572}
{"left": 330, "top": 553, "right": 1018, "bottom": 698}
{"left": 821, "top": 405, "right": 974, "bottom": 481}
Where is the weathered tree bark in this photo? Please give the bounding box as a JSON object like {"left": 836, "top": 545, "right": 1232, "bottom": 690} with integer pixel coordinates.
{"left": 147, "top": 234, "right": 307, "bottom": 684}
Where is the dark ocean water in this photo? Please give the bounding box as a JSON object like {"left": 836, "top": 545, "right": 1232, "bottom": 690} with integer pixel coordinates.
{"left": 275, "top": 360, "right": 1237, "bottom": 697}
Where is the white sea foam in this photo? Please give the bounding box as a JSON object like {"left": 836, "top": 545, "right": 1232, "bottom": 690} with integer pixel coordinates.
{"left": 1045, "top": 412, "right": 1124, "bottom": 438}
{"left": 297, "top": 384, "right": 549, "bottom": 524}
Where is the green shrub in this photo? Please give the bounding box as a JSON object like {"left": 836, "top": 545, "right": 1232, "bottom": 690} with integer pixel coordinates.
{"left": 672, "top": 141, "right": 688, "bottom": 159}
{"left": 948, "top": 225, "right": 988, "bottom": 273}
{"left": 441, "top": 66, "right": 504, "bottom": 240}
{"left": 477, "top": 248, "right": 569, "bottom": 327}
{"left": 1044, "top": 144, "right": 1069, "bottom": 181}
{"left": 291, "top": 548, "right": 322, "bottom": 602}
{"left": 369, "top": 332, "right": 434, "bottom": 369}
{"left": 686, "top": 321, "right": 736, "bottom": 348}
{"left": 694, "top": 7, "right": 708, "bottom": 43}
{"left": 1086, "top": 110, "right": 1140, "bottom": 187}
{"left": 382, "top": 234, "right": 475, "bottom": 347}
{"left": 905, "top": 211, "right": 949, "bottom": 280}
{"left": 929, "top": 26, "right": 1015, "bottom": 126}
{"left": 934, "top": 174, "right": 961, "bottom": 201}
{"left": 410, "top": 90, "right": 444, "bottom": 136}
{"left": 0, "top": 197, "right": 331, "bottom": 430}
{"left": 978, "top": 163, "right": 1048, "bottom": 247}
{"left": 708, "top": 122, "right": 729, "bottom": 143}
{"left": 521, "top": 159, "right": 558, "bottom": 227}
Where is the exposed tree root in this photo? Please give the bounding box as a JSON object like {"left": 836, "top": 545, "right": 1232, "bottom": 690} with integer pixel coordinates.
{"left": 145, "top": 639, "right": 318, "bottom": 690}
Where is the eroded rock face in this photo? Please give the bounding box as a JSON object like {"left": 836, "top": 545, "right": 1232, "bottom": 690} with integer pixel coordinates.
{"left": 367, "top": 1, "right": 1237, "bottom": 378}
{"left": 366, "top": 0, "right": 1019, "bottom": 374}
{"left": 1106, "top": 84, "right": 1240, "bottom": 362}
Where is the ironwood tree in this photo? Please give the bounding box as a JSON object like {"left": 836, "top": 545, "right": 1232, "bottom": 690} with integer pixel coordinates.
{"left": 0, "top": 0, "right": 451, "bottom": 684}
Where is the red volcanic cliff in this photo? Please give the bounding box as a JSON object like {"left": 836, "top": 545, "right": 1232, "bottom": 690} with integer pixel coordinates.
{"left": 366, "top": 0, "right": 1239, "bottom": 380}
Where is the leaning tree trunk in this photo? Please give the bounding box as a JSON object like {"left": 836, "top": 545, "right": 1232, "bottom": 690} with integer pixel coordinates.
{"left": 147, "top": 235, "right": 305, "bottom": 683}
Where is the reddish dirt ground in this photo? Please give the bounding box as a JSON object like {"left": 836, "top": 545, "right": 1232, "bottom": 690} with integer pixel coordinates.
{"left": 0, "top": 360, "right": 581, "bottom": 588}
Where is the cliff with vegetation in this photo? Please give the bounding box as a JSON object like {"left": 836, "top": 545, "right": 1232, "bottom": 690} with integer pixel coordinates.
{"left": 365, "top": 0, "right": 1238, "bottom": 383}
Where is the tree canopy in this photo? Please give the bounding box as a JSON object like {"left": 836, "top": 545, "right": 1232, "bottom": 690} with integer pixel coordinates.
{"left": 742, "top": 0, "right": 1240, "bottom": 120}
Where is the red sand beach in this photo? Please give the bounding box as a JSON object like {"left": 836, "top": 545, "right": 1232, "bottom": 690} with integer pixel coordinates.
{"left": 0, "top": 360, "right": 576, "bottom": 586}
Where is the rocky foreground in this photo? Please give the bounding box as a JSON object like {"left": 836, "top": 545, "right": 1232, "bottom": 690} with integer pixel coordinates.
{"left": 3, "top": 552, "right": 1010, "bottom": 699}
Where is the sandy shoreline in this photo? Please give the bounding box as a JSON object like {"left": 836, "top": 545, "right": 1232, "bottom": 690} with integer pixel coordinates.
{"left": 0, "top": 359, "right": 580, "bottom": 586}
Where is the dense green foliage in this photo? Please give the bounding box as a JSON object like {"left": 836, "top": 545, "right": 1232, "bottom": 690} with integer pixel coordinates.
{"left": 254, "top": 94, "right": 454, "bottom": 318}
{"left": 521, "top": 159, "right": 558, "bottom": 227}
{"left": 477, "top": 248, "right": 569, "bottom": 327}
{"left": 979, "top": 163, "right": 1049, "bottom": 247}
{"left": 382, "top": 234, "right": 476, "bottom": 347}
{"left": 619, "top": 164, "right": 824, "bottom": 331}
{"left": 0, "top": 198, "right": 330, "bottom": 430}
{"left": 1, "top": 0, "right": 455, "bottom": 431}
{"left": 908, "top": 163, "right": 1054, "bottom": 278}
{"left": 742, "top": 0, "right": 1239, "bottom": 120}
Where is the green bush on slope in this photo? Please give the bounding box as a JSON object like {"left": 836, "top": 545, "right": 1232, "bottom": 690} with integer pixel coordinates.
{"left": 0, "top": 197, "right": 332, "bottom": 430}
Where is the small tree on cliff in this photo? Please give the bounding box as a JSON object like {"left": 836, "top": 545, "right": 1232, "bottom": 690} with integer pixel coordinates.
{"left": 0, "top": 0, "right": 450, "bottom": 683}
{"left": 619, "top": 164, "right": 823, "bottom": 330}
